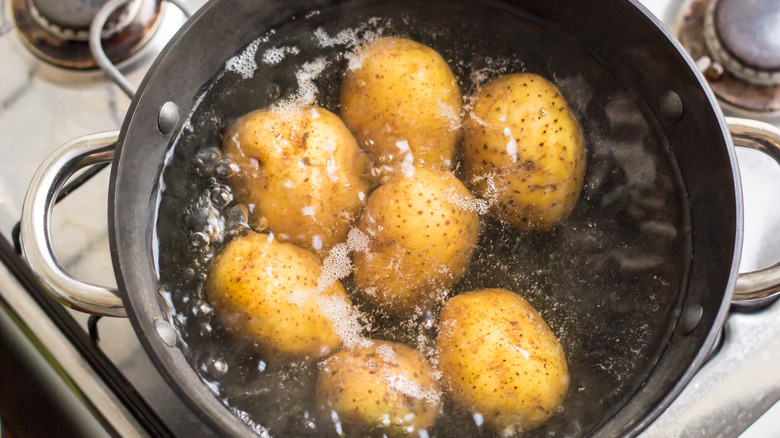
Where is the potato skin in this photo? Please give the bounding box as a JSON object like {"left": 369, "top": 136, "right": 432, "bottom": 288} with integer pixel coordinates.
{"left": 222, "top": 106, "right": 371, "bottom": 255}
{"left": 353, "top": 168, "right": 480, "bottom": 316}
{"left": 463, "top": 73, "right": 585, "bottom": 230}
{"left": 206, "top": 231, "right": 351, "bottom": 360}
{"left": 436, "top": 288, "right": 569, "bottom": 433}
{"left": 341, "top": 37, "right": 461, "bottom": 172}
{"left": 316, "top": 340, "right": 440, "bottom": 436}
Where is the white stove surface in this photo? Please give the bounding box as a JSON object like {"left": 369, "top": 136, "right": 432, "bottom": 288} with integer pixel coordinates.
{"left": 1, "top": 0, "right": 780, "bottom": 436}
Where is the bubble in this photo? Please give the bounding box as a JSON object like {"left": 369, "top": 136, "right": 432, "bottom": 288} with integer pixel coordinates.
{"left": 203, "top": 356, "right": 229, "bottom": 379}
{"left": 190, "top": 231, "right": 210, "bottom": 248}
{"left": 210, "top": 186, "right": 233, "bottom": 208}
{"left": 375, "top": 414, "right": 391, "bottom": 428}
{"left": 194, "top": 147, "right": 221, "bottom": 174}
{"left": 184, "top": 193, "right": 226, "bottom": 243}
{"left": 192, "top": 300, "right": 213, "bottom": 317}
{"left": 265, "top": 82, "right": 282, "bottom": 101}
{"left": 256, "top": 216, "right": 270, "bottom": 232}
{"left": 214, "top": 157, "right": 240, "bottom": 179}
{"left": 422, "top": 311, "right": 435, "bottom": 329}
{"left": 182, "top": 267, "right": 196, "bottom": 281}
{"left": 226, "top": 204, "right": 250, "bottom": 233}
{"left": 198, "top": 322, "right": 213, "bottom": 337}
{"left": 194, "top": 247, "right": 214, "bottom": 267}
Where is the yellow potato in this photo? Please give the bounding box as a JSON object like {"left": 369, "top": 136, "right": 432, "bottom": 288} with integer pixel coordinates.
{"left": 316, "top": 340, "right": 440, "bottom": 436}
{"left": 340, "top": 37, "right": 462, "bottom": 172}
{"left": 206, "top": 231, "right": 353, "bottom": 360}
{"left": 463, "top": 73, "right": 585, "bottom": 230}
{"left": 436, "top": 288, "right": 569, "bottom": 433}
{"left": 353, "top": 168, "right": 480, "bottom": 316}
{"left": 222, "top": 106, "right": 372, "bottom": 255}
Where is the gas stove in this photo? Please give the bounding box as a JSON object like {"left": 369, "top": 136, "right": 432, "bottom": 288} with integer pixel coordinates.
{"left": 0, "top": 0, "right": 779, "bottom": 436}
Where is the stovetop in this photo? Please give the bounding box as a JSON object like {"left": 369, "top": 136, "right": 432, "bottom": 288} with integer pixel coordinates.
{"left": 1, "top": 0, "right": 779, "bottom": 437}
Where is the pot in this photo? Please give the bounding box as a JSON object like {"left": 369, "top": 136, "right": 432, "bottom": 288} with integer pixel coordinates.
{"left": 18, "top": 0, "right": 780, "bottom": 436}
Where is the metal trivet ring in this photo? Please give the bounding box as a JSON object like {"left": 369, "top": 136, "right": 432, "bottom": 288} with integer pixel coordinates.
{"left": 703, "top": 0, "right": 780, "bottom": 87}
{"left": 26, "top": 0, "right": 143, "bottom": 42}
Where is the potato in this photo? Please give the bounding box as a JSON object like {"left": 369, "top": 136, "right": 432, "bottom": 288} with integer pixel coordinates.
{"left": 222, "top": 106, "right": 372, "bottom": 255}
{"left": 353, "top": 168, "right": 480, "bottom": 316}
{"left": 316, "top": 340, "right": 440, "bottom": 436}
{"left": 463, "top": 73, "right": 585, "bottom": 230}
{"left": 340, "top": 37, "right": 462, "bottom": 172}
{"left": 436, "top": 288, "right": 569, "bottom": 433}
{"left": 206, "top": 231, "right": 355, "bottom": 360}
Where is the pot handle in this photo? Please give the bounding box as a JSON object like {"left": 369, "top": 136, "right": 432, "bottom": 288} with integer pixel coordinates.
{"left": 728, "top": 117, "right": 780, "bottom": 306}
{"left": 20, "top": 131, "right": 126, "bottom": 317}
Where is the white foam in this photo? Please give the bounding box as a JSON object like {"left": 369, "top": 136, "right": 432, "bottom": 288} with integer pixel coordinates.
{"left": 314, "top": 27, "right": 359, "bottom": 47}
{"left": 346, "top": 227, "right": 370, "bottom": 253}
{"left": 318, "top": 242, "right": 353, "bottom": 291}
{"left": 444, "top": 185, "right": 492, "bottom": 215}
{"left": 468, "top": 57, "right": 512, "bottom": 86}
{"left": 225, "top": 38, "right": 262, "bottom": 80}
{"left": 400, "top": 152, "right": 416, "bottom": 177}
{"left": 376, "top": 343, "right": 397, "bottom": 365}
{"left": 515, "top": 345, "right": 530, "bottom": 360}
{"left": 261, "top": 46, "right": 300, "bottom": 65}
{"left": 312, "top": 235, "right": 323, "bottom": 251}
{"left": 468, "top": 111, "right": 489, "bottom": 127}
{"left": 385, "top": 373, "right": 441, "bottom": 406}
{"left": 396, "top": 140, "right": 410, "bottom": 153}
{"left": 271, "top": 58, "right": 330, "bottom": 112}
{"left": 437, "top": 99, "right": 461, "bottom": 132}
{"left": 229, "top": 407, "right": 272, "bottom": 437}
{"left": 316, "top": 294, "right": 371, "bottom": 349}
{"left": 326, "top": 150, "right": 339, "bottom": 181}
{"left": 312, "top": 24, "right": 382, "bottom": 71}
{"left": 287, "top": 286, "right": 313, "bottom": 308}
{"left": 506, "top": 137, "right": 518, "bottom": 162}
{"left": 286, "top": 227, "right": 375, "bottom": 346}
{"left": 302, "top": 206, "right": 316, "bottom": 217}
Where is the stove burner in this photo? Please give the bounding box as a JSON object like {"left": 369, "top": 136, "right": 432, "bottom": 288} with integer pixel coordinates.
{"left": 679, "top": 0, "right": 780, "bottom": 115}
{"left": 11, "top": 0, "right": 164, "bottom": 69}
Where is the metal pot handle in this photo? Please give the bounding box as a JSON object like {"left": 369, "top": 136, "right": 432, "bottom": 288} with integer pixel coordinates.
{"left": 20, "top": 131, "right": 126, "bottom": 317}
{"left": 728, "top": 117, "right": 780, "bottom": 306}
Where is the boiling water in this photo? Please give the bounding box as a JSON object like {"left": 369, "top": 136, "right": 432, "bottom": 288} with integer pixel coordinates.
{"left": 155, "top": 1, "right": 689, "bottom": 436}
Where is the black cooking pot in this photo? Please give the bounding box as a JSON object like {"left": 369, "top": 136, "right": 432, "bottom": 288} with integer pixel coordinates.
{"left": 19, "top": 0, "right": 780, "bottom": 436}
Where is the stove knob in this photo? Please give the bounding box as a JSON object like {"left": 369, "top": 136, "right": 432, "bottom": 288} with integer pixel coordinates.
{"left": 704, "top": 0, "right": 780, "bottom": 86}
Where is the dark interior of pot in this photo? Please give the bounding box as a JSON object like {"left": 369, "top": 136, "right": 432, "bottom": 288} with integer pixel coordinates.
{"left": 110, "top": 0, "right": 738, "bottom": 436}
